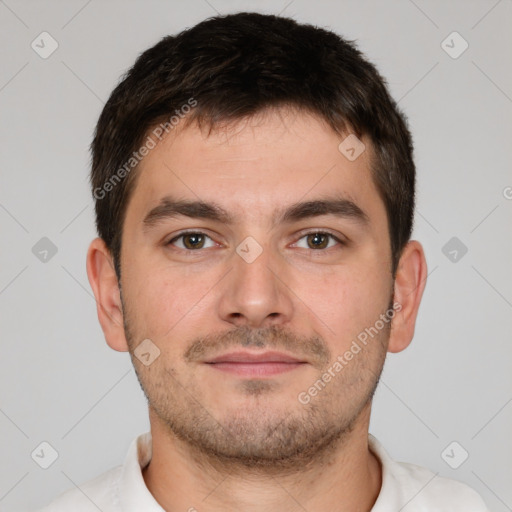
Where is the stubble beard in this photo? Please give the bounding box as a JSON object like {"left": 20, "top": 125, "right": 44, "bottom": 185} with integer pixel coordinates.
{"left": 122, "top": 296, "right": 390, "bottom": 475}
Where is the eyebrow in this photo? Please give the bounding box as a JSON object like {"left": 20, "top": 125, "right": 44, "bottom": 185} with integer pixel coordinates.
{"left": 142, "top": 195, "right": 370, "bottom": 231}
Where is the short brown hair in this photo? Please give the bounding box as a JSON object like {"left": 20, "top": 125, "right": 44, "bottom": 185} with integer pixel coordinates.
{"left": 90, "top": 12, "right": 415, "bottom": 280}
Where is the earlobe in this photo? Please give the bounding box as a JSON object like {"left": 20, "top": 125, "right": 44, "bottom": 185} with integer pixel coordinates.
{"left": 387, "top": 240, "right": 428, "bottom": 354}
{"left": 86, "top": 237, "right": 129, "bottom": 352}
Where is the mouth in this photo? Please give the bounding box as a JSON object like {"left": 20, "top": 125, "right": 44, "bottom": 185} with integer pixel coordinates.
{"left": 204, "top": 351, "right": 308, "bottom": 377}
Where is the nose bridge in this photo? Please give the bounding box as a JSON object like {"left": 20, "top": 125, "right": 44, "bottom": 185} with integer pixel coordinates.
{"left": 218, "top": 236, "right": 293, "bottom": 327}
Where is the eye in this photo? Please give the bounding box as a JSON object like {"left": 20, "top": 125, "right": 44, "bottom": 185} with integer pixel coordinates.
{"left": 294, "top": 231, "right": 343, "bottom": 250}
{"left": 167, "top": 231, "right": 216, "bottom": 250}
{"left": 166, "top": 230, "right": 344, "bottom": 252}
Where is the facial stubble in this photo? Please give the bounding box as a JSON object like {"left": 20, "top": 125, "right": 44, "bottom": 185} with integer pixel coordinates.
{"left": 121, "top": 293, "right": 391, "bottom": 475}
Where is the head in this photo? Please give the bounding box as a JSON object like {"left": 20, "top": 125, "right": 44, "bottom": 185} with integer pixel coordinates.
{"left": 87, "top": 12, "right": 427, "bottom": 472}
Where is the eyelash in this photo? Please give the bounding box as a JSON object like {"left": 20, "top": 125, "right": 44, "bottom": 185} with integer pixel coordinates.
{"left": 165, "top": 230, "right": 345, "bottom": 252}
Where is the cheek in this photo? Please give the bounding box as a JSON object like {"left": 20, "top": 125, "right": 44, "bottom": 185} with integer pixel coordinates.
{"left": 123, "top": 264, "right": 202, "bottom": 341}
{"left": 291, "top": 264, "right": 391, "bottom": 349}
{"left": 127, "top": 261, "right": 222, "bottom": 344}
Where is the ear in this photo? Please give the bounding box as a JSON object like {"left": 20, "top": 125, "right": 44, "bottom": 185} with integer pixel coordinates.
{"left": 86, "top": 237, "right": 129, "bottom": 352}
{"left": 387, "top": 240, "right": 428, "bottom": 353}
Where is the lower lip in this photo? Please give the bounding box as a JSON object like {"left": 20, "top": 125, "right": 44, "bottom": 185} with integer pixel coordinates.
{"left": 207, "top": 362, "right": 305, "bottom": 377}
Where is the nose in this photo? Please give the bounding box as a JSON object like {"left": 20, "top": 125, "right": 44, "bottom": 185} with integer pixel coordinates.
{"left": 217, "top": 242, "right": 294, "bottom": 329}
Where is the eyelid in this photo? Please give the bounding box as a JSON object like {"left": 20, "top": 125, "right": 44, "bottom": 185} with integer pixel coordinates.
{"left": 293, "top": 228, "right": 346, "bottom": 242}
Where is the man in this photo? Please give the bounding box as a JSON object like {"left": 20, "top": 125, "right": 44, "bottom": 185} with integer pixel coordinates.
{"left": 39, "top": 12, "right": 489, "bottom": 511}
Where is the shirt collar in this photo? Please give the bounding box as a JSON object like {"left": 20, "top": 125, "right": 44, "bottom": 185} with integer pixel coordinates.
{"left": 368, "top": 433, "right": 402, "bottom": 510}
{"left": 118, "top": 431, "right": 165, "bottom": 511}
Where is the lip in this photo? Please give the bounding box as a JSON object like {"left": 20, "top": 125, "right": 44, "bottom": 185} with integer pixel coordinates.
{"left": 206, "top": 351, "right": 304, "bottom": 364}
{"left": 204, "top": 351, "right": 307, "bottom": 377}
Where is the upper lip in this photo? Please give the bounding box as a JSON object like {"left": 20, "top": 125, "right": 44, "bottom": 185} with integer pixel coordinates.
{"left": 205, "top": 351, "right": 305, "bottom": 364}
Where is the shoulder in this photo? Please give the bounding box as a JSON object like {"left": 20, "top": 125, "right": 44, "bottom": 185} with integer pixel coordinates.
{"left": 35, "top": 465, "right": 122, "bottom": 512}
{"left": 394, "top": 459, "right": 489, "bottom": 510}
{"left": 369, "top": 435, "right": 490, "bottom": 511}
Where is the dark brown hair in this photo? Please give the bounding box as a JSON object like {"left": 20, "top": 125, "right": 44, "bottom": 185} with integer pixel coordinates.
{"left": 90, "top": 12, "right": 415, "bottom": 280}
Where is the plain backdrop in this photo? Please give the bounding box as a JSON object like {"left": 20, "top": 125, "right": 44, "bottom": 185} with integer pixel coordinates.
{"left": 0, "top": 1, "right": 511, "bottom": 511}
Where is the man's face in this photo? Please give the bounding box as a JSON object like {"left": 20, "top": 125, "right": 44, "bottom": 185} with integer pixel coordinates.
{"left": 119, "top": 109, "right": 395, "bottom": 469}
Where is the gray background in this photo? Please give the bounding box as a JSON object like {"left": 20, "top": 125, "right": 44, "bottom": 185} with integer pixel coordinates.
{"left": 1, "top": 0, "right": 511, "bottom": 510}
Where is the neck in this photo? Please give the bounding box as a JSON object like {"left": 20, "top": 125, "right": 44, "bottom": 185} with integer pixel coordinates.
{"left": 142, "top": 405, "right": 382, "bottom": 512}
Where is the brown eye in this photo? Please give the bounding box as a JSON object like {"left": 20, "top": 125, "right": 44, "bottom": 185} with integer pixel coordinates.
{"left": 182, "top": 233, "right": 205, "bottom": 249}
{"left": 168, "top": 232, "right": 215, "bottom": 250}
{"left": 294, "top": 232, "right": 341, "bottom": 250}
{"left": 306, "top": 233, "right": 330, "bottom": 249}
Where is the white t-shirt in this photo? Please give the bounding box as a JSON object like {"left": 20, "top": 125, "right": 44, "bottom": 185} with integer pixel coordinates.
{"left": 36, "top": 432, "right": 490, "bottom": 511}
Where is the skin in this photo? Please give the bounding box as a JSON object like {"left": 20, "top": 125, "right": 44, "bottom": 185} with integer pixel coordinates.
{"left": 87, "top": 107, "right": 427, "bottom": 512}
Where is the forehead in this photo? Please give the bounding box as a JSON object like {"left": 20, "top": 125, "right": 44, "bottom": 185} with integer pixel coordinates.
{"left": 125, "top": 109, "right": 385, "bottom": 227}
